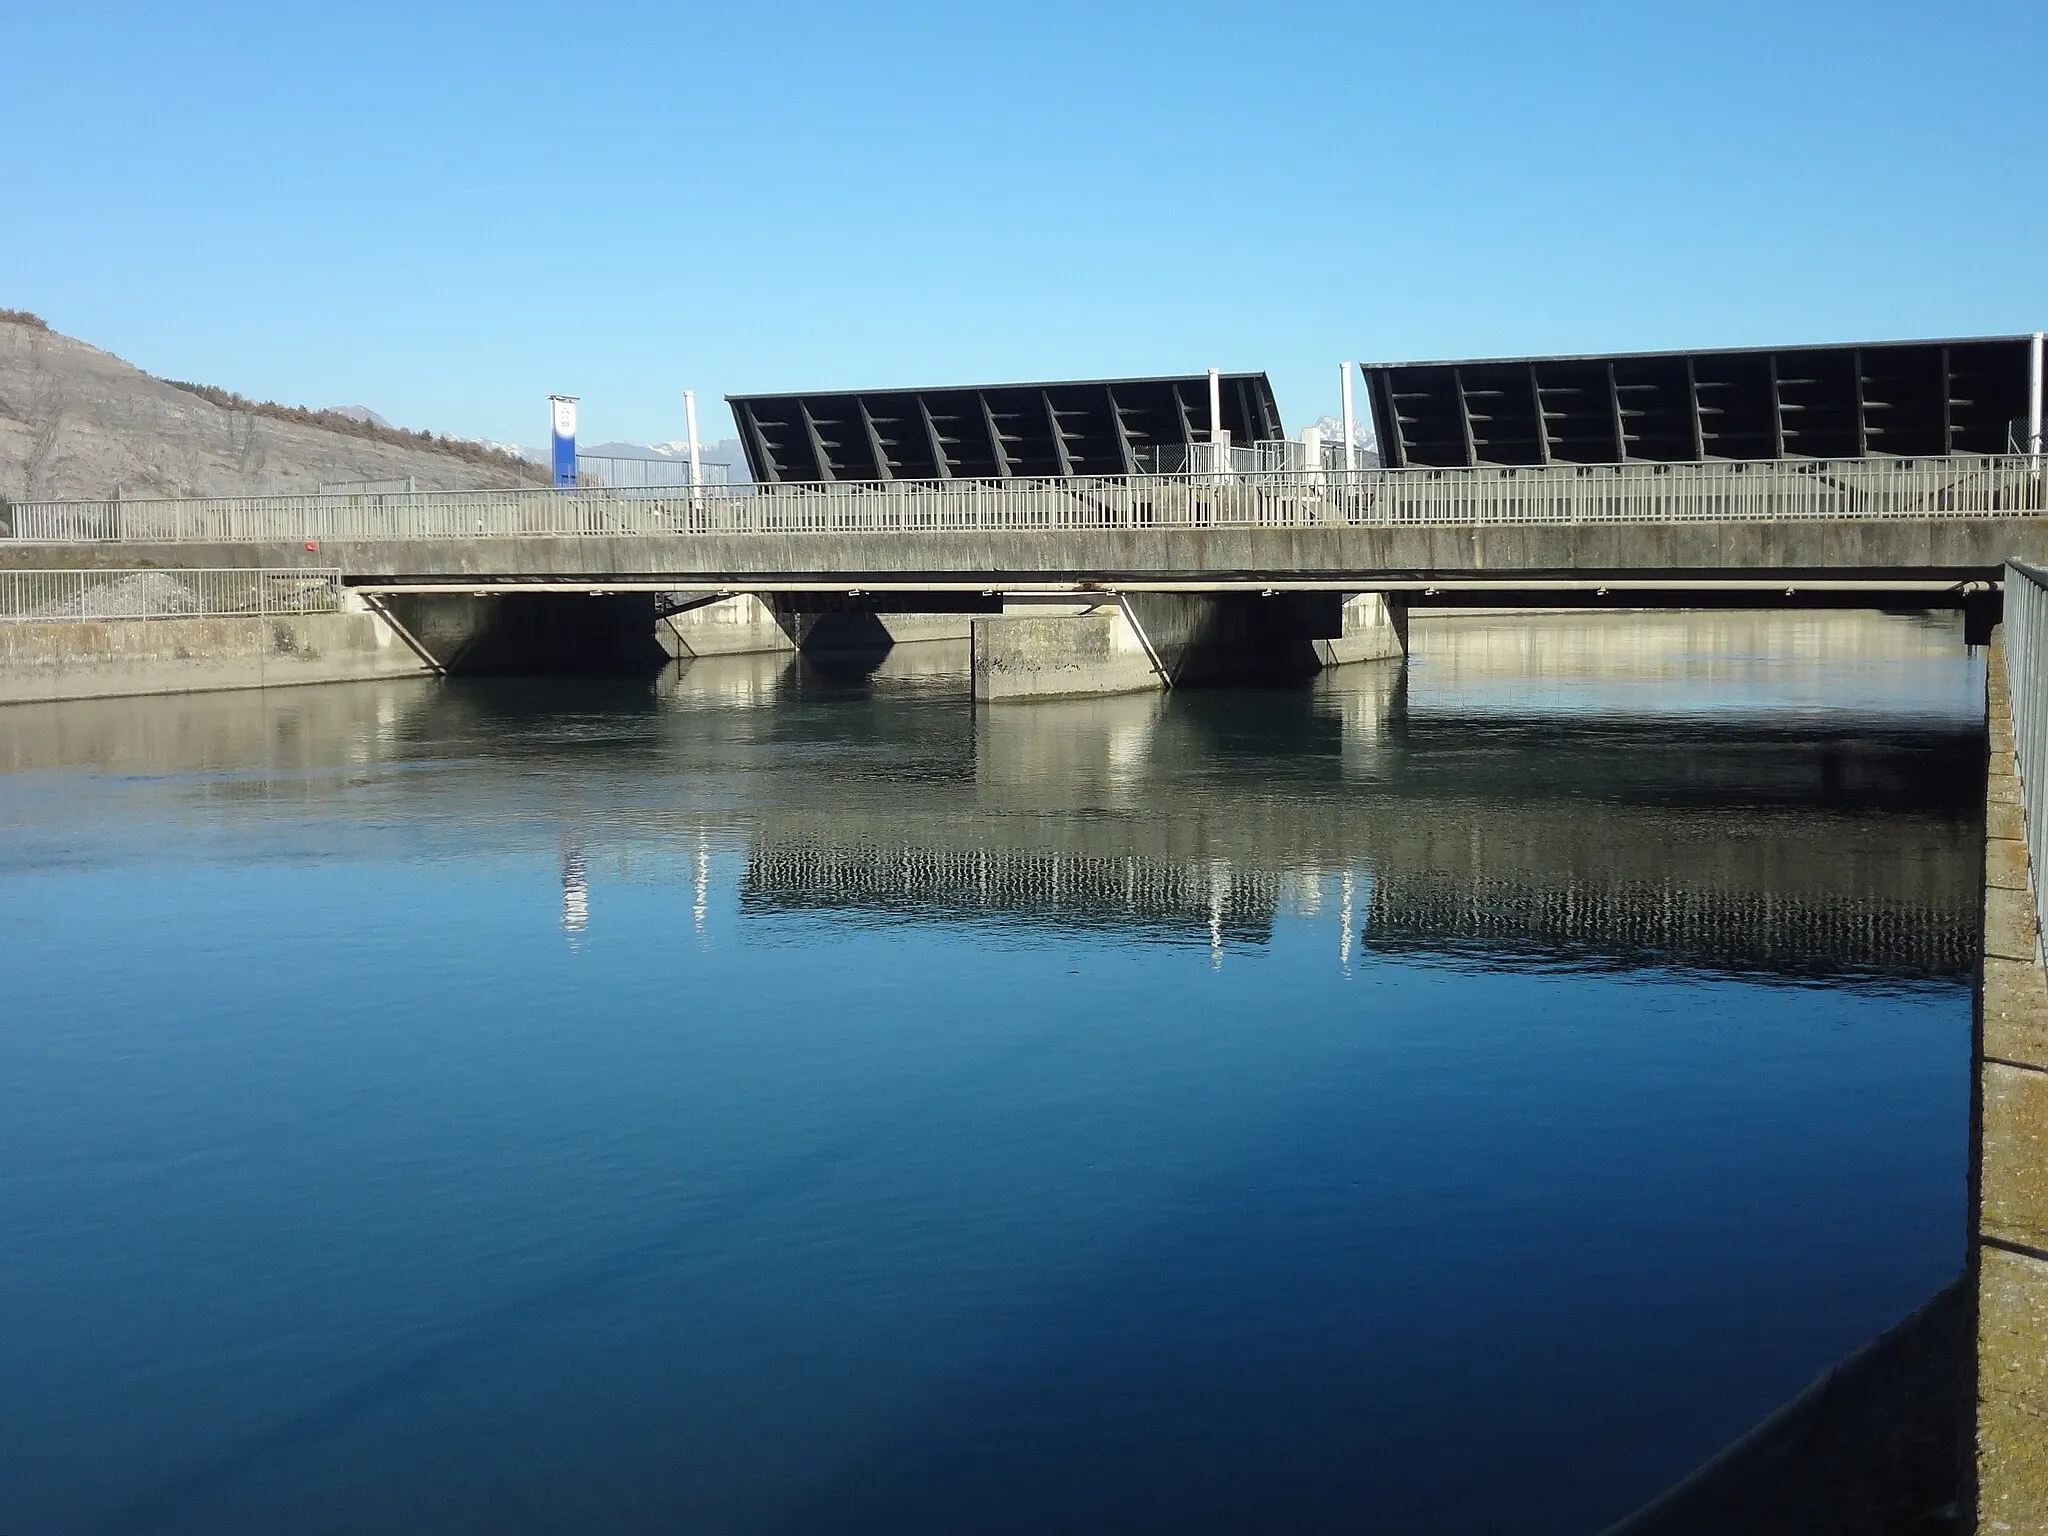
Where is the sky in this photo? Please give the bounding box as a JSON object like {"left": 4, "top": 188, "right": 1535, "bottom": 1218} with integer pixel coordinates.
{"left": 5, "top": 0, "right": 2045, "bottom": 450}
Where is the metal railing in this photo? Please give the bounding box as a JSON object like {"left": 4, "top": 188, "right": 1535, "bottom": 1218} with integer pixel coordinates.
{"left": 317, "top": 476, "right": 417, "bottom": 496}
{"left": 576, "top": 454, "right": 733, "bottom": 490}
{"left": 0, "top": 568, "right": 344, "bottom": 622}
{"left": 2003, "top": 560, "right": 2048, "bottom": 950}
{"left": 1134, "top": 438, "right": 1369, "bottom": 476}
{"left": 4, "top": 455, "right": 2043, "bottom": 544}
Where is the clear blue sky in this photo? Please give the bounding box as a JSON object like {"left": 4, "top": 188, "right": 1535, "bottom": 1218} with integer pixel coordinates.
{"left": 6, "top": 0, "right": 2044, "bottom": 449}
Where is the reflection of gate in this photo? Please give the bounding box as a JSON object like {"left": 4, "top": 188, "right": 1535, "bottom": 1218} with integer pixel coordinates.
{"left": 741, "top": 840, "right": 1278, "bottom": 946}
{"left": 1363, "top": 870, "right": 1975, "bottom": 982}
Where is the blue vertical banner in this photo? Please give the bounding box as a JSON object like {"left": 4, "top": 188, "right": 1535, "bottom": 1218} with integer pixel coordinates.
{"left": 549, "top": 396, "right": 579, "bottom": 488}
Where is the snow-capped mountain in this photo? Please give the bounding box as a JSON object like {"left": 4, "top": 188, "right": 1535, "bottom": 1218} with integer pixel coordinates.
{"left": 1308, "top": 414, "right": 1375, "bottom": 451}
{"left": 579, "top": 438, "right": 746, "bottom": 468}
{"left": 474, "top": 439, "right": 546, "bottom": 464}
{"left": 322, "top": 405, "right": 392, "bottom": 428}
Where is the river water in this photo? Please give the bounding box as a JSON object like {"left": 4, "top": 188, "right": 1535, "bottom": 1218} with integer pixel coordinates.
{"left": 0, "top": 611, "right": 1984, "bottom": 1535}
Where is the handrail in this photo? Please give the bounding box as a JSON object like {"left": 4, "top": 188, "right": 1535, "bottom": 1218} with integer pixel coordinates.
{"left": 2003, "top": 559, "right": 2048, "bottom": 955}
{"left": 0, "top": 567, "right": 345, "bottom": 621}
{"left": 4, "top": 456, "right": 2043, "bottom": 544}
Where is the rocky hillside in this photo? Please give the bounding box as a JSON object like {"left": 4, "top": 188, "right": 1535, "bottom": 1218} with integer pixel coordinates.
{"left": 0, "top": 313, "right": 547, "bottom": 502}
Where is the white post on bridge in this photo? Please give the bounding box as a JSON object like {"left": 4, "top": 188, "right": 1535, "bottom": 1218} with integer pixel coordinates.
{"left": 1339, "top": 361, "right": 1358, "bottom": 475}
{"left": 2028, "top": 331, "right": 2044, "bottom": 463}
{"left": 684, "top": 389, "right": 704, "bottom": 491}
{"left": 1206, "top": 366, "right": 1229, "bottom": 476}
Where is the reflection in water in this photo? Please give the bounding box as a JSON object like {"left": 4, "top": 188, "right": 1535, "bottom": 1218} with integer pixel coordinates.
{"left": 1406, "top": 607, "right": 1977, "bottom": 723}
{"left": 649, "top": 622, "right": 1980, "bottom": 986}
{"left": 7, "top": 631, "right": 1967, "bottom": 985}
{"left": 0, "top": 610, "right": 1986, "bottom": 1536}
{"left": 742, "top": 842, "right": 1281, "bottom": 949}
{"left": 560, "top": 844, "right": 589, "bottom": 939}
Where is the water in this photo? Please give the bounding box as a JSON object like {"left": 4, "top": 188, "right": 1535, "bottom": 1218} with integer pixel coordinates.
{"left": 0, "top": 611, "right": 1984, "bottom": 1535}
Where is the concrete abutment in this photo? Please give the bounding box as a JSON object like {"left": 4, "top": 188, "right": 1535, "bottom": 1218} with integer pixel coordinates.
{"left": 0, "top": 605, "right": 432, "bottom": 704}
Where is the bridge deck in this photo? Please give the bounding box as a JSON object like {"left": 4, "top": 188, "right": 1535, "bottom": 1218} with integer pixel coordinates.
{"left": 4, "top": 457, "right": 2041, "bottom": 593}
{"left": 0, "top": 520, "right": 2039, "bottom": 595}
{"left": 4, "top": 455, "right": 2043, "bottom": 541}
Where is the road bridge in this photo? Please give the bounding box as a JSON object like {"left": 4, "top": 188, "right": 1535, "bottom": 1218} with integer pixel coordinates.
{"left": 3, "top": 454, "right": 2042, "bottom": 695}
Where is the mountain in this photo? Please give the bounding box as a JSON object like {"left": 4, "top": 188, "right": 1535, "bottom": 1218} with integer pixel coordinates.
{"left": 1308, "top": 414, "right": 1378, "bottom": 459}
{"left": 0, "top": 313, "right": 548, "bottom": 502}
{"left": 322, "top": 405, "right": 392, "bottom": 429}
{"left": 577, "top": 438, "right": 746, "bottom": 473}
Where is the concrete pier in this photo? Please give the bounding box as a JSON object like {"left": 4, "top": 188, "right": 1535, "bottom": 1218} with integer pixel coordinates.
{"left": 970, "top": 591, "right": 1406, "bottom": 701}
{"left": 971, "top": 605, "right": 1158, "bottom": 702}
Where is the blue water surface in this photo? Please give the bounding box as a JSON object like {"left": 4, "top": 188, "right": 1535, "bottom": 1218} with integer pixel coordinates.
{"left": 0, "top": 612, "right": 1982, "bottom": 1534}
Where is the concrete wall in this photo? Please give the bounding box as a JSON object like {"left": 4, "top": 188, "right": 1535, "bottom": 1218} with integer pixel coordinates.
{"left": 660, "top": 595, "right": 976, "bottom": 659}
{"left": 1977, "top": 634, "right": 2048, "bottom": 1530}
{"left": 0, "top": 609, "right": 430, "bottom": 704}
{"left": 772, "top": 607, "right": 975, "bottom": 654}
{"left": 1314, "top": 593, "right": 1408, "bottom": 666}
{"left": 660, "top": 595, "right": 796, "bottom": 658}
{"left": 971, "top": 592, "right": 1405, "bottom": 701}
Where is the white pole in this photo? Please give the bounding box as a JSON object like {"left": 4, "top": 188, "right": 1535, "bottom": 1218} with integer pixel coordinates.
{"left": 1205, "top": 367, "right": 1226, "bottom": 477}
{"left": 2030, "top": 332, "right": 2044, "bottom": 460}
{"left": 1339, "top": 361, "right": 1357, "bottom": 474}
{"left": 684, "top": 389, "right": 704, "bottom": 489}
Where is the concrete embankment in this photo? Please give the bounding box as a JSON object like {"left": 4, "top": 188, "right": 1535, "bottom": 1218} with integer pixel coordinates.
{"left": 0, "top": 608, "right": 430, "bottom": 704}
{"left": 1976, "top": 634, "right": 2048, "bottom": 1530}
{"left": 1599, "top": 1282, "right": 1969, "bottom": 1536}
{"left": 0, "top": 589, "right": 688, "bottom": 705}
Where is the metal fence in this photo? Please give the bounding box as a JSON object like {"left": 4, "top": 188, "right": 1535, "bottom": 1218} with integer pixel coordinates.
{"left": 2002, "top": 559, "right": 2048, "bottom": 954}
{"left": 0, "top": 568, "right": 344, "bottom": 622}
{"left": 1134, "top": 438, "right": 1369, "bottom": 476}
{"left": 317, "top": 476, "right": 417, "bottom": 496}
{"left": 5, "top": 455, "right": 2044, "bottom": 544}
{"left": 576, "top": 454, "right": 733, "bottom": 490}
